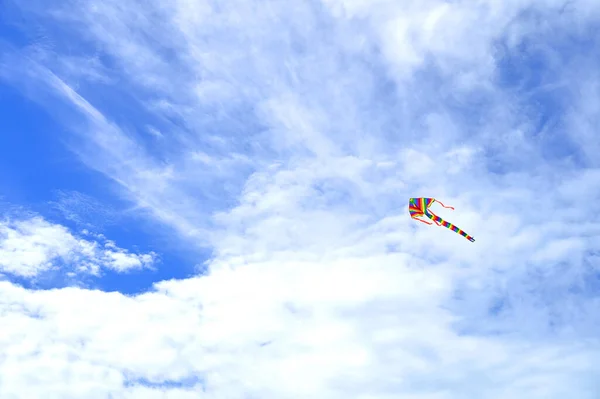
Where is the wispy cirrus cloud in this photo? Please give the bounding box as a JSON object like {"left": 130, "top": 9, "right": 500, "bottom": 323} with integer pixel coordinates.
{"left": 0, "top": 0, "right": 599, "bottom": 397}
{"left": 48, "top": 190, "right": 118, "bottom": 229}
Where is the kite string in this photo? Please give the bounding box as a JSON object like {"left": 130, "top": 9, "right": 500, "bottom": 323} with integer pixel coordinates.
{"left": 434, "top": 200, "right": 454, "bottom": 210}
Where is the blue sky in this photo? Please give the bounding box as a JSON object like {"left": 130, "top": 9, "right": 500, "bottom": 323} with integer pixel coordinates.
{"left": 1, "top": 0, "right": 600, "bottom": 398}
{"left": 0, "top": 76, "right": 196, "bottom": 293}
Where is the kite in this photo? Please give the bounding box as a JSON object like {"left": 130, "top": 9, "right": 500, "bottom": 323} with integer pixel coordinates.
{"left": 408, "top": 197, "right": 475, "bottom": 242}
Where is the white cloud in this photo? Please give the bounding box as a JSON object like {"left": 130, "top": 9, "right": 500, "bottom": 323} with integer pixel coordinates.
{"left": 1, "top": 0, "right": 600, "bottom": 398}
{"left": 0, "top": 258, "right": 598, "bottom": 398}
{"left": 0, "top": 216, "right": 156, "bottom": 278}
{"left": 49, "top": 190, "right": 119, "bottom": 229}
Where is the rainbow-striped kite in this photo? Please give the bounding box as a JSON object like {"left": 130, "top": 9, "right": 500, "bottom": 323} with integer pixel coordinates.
{"left": 408, "top": 197, "right": 475, "bottom": 242}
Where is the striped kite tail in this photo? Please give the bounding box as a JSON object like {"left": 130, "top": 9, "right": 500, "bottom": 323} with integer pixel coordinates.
{"left": 426, "top": 212, "right": 475, "bottom": 242}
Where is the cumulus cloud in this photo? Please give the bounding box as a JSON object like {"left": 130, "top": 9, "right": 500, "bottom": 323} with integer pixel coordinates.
{"left": 0, "top": 0, "right": 599, "bottom": 398}
{"left": 0, "top": 260, "right": 598, "bottom": 398}
{"left": 0, "top": 216, "right": 156, "bottom": 277}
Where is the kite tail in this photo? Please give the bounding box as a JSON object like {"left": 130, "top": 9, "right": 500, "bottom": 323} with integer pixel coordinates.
{"left": 426, "top": 212, "right": 475, "bottom": 242}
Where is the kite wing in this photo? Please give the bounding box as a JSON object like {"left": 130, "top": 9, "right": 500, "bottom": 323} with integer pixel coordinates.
{"left": 408, "top": 197, "right": 475, "bottom": 242}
